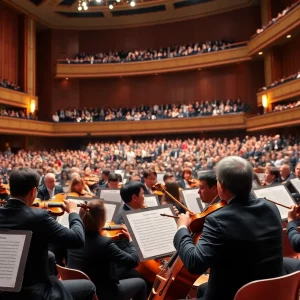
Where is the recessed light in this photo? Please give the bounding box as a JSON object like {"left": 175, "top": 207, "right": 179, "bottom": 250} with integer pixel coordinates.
{"left": 155, "top": 74, "right": 158, "bottom": 76}
{"left": 65, "top": 77, "right": 69, "bottom": 80}
{"left": 198, "top": 68, "right": 201, "bottom": 71}
{"left": 109, "top": 4, "right": 113, "bottom": 9}
{"left": 287, "top": 34, "right": 291, "bottom": 38}
{"left": 258, "top": 52, "right": 263, "bottom": 55}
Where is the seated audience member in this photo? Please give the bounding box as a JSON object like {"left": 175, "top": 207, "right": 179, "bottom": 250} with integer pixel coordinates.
{"left": 0, "top": 168, "right": 96, "bottom": 300}
{"left": 37, "top": 172, "right": 63, "bottom": 200}
{"left": 178, "top": 167, "right": 192, "bottom": 189}
{"left": 143, "top": 169, "right": 157, "bottom": 194}
{"left": 263, "top": 166, "right": 280, "bottom": 186}
{"left": 161, "top": 181, "right": 185, "bottom": 214}
{"left": 67, "top": 199, "right": 147, "bottom": 300}
{"left": 197, "top": 170, "right": 220, "bottom": 206}
{"left": 279, "top": 164, "right": 296, "bottom": 183}
{"left": 115, "top": 181, "right": 145, "bottom": 224}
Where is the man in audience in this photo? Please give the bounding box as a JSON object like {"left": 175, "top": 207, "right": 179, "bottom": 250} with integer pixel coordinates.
{"left": 37, "top": 172, "right": 63, "bottom": 200}
{"left": 279, "top": 164, "right": 296, "bottom": 183}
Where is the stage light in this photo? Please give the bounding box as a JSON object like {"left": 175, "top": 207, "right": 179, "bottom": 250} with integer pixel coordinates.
{"left": 262, "top": 94, "right": 268, "bottom": 108}
{"left": 116, "top": 0, "right": 121, "bottom": 2}
{"left": 130, "top": 1, "right": 135, "bottom": 7}
{"left": 30, "top": 100, "right": 36, "bottom": 114}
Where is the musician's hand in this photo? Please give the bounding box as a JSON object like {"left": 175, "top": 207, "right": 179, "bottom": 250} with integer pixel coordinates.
{"left": 177, "top": 212, "right": 192, "bottom": 229}
{"left": 288, "top": 205, "right": 298, "bottom": 222}
{"left": 142, "top": 204, "right": 148, "bottom": 209}
{"left": 173, "top": 206, "right": 180, "bottom": 216}
{"left": 64, "top": 200, "right": 78, "bottom": 214}
{"left": 121, "top": 225, "right": 132, "bottom": 242}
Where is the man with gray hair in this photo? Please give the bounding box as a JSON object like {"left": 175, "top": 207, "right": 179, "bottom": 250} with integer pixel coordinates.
{"left": 37, "top": 172, "right": 63, "bottom": 200}
{"left": 174, "top": 156, "right": 284, "bottom": 300}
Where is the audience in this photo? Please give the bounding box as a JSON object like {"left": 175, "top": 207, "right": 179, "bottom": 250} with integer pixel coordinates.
{"left": 59, "top": 39, "right": 237, "bottom": 65}
{"left": 0, "top": 77, "right": 21, "bottom": 92}
{"left": 0, "top": 108, "right": 36, "bottom": 120}
{"left": 273, "top": 99, "right": 300, "bottom": 112}
{"left": 52, "top": 98, "right": 248, "bottom": 122}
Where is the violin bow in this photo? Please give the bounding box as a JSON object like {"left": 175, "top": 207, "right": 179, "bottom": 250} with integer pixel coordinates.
{"left": 264, "top": 197, "right": 292, "bottom": 209}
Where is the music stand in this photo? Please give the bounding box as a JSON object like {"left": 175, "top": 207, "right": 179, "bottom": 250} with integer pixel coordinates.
{"left": 180, "top": 188, "right": 203, "bottom": 213}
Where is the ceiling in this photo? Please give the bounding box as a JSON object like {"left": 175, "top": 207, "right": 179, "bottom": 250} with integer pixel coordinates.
{"left": 4, "top": 0, "right": 259, "bottom": 29}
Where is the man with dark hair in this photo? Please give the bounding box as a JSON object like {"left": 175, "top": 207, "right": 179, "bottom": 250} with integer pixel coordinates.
{"left": 115, "top": 181, "right": 145, "bottom": 224}
{"left": 163, "top": 173, "right": 175, "bottom": 183}
{"left": 0, "top": 168, "right": 96, "bottom": 300}
{"left": 99, "top": 168, "right": 110, "bottom": 186}
{"left": 198, "top": 170, "right": 219, "bottom": 206}
{"left": 143, "top": 169, "right": 157, "bottom": 194}
{"left": 101, "top": 173, "right": 119, "bottom": 188}
{"left": 264, "top": 166, "right": 280, "bottom": 186}
{"left": 174, "top": 156, "right": 284, "bottom": 300}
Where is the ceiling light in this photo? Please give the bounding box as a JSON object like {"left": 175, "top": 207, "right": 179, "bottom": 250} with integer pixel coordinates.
{"left": 130, "top": 1, "right": 135, "bottom": 7}
{"left": 198, "top": 68, "right": 201, "bottom": 71}
{"left": 116, "top": 0, "right": 121, "bottom": 2}
{"left": 84, "top": 5, "right": 88, "bottom": 10}
{"left": 96, "top": 0, "right": 101, "bottom": 2}
{"left": 287, "top": 34, "right": 291, "bottom": 38}
{"left": 82, "top": 1, "right": 87, "bottom": 6}
{"left": 78, "top": 6, "right": 82, "bottom": 10}
{"left": 66, "top": 78, "right": 69, "bottom": 80}
{"left": 109, "top": 4, "right": 113, "bottom": 9}
{"left": 258, "top": 52, "right": 263, "bottom": 55}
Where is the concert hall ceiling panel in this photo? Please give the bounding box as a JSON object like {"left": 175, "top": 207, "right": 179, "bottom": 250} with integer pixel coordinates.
{"left": 4, "top": 0, "right": 259, "bottom": 29}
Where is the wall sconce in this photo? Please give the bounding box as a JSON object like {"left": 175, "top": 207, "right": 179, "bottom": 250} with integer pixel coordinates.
{"left": 262, "top": 94, "right": 268, "bottom": 108}
{"left": 30, "top": 99, "right": 36, "bottom": 113}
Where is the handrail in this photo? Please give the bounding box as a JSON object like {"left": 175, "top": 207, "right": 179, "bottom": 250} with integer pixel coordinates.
{"left": 57, "top": 41, "right": 248, "bottom": 64}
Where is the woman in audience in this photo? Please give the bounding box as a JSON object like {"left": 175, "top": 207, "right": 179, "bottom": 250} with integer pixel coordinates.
{"left": 67, "top": 199, "right": 147, "bottom": 300}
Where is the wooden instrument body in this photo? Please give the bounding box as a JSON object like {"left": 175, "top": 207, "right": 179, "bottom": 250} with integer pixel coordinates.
{"left": 101, "top": 222, "right": 126, "bottom": 240}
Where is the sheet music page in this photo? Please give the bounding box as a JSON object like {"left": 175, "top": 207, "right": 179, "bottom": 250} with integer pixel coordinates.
{"left": 253, "top": 185, "right": 295, "bottom": 219}
{"left": 290, "top": 178, "right": 300, "bottom": 193}
{"left": 156, "top": 173, "right": 165, "bottom": 184}
{"left": 0, "top": 234, "right": 26, "bottom": 288}
{"left": 144, "top": 195, "right": 158, "bottom": 207}
{"left": 114, "top": 170, "right": 125, "bottom": 180}
{"left": 100, "top": 189, "right": 122, "bottom": 203}
{"left": 182, "top": 189, "right": 202, "bottom": 213}
{"left": 125, "top": 207, "right": 177, "bottom": 260}
{"left": 105, "top": 203, "right": 118, "bottom": 222}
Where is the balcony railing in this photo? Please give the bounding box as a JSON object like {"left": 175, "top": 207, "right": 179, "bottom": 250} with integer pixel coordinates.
{"left": 56, "top": 42, "right": 249, "bottom": 78}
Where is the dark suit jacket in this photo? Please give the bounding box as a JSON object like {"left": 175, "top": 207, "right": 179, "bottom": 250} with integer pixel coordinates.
{"left": 37, "top": 185, "right": 64, "bottom": 200}
{"left": 174, "top": 195, "right": 284, "bottom": 300}
{"left": 178, "top": 179, "right": 187, "bottom": 189}
{"left": 0, "top": 198, "right": 85, "bottom": 300}
{"left": 114, "top": 203, "right": 131, "bottom": 224}
{"left": 287, "top": 220, "right": 300, "bottom": 252}
{"left": 67, "top": 232, "right": 139, "bottom": 299}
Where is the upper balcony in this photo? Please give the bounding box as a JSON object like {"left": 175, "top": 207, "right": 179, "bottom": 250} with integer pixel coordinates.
{"left": 0, "top": 87, "right": 38, "bottom": 110}
{"left": 248, "top": 3, "right": 300, "bottom": 56}
{"left": 56, "top": 43, "right": 250, "bottom": 78}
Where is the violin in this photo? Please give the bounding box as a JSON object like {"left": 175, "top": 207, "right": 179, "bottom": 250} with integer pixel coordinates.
{"left": 83, "top": 176, "right": 99, "bottom": 186}
{"left": 0, "top": 184, "right": 10, "bottom": 195}
{"left": 151, "top": 184, "right": 165, "bottom": 196}
{"left": 100, "top": 222, "right": 127, "bottom": 240}
{"left": 188, "top": 178, "right": 200, "bottom": 188}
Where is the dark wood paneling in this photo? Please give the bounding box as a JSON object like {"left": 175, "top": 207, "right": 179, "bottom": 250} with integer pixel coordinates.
{"left": 52, "top": 30, "right": 79, "bottom": 60}
{"left": 78, "top": 6, "right": 261, "bottom": 53}
{"left": 50, "top": 61, "right": 264, "bottom": 113}
{"left": 0, "top": 3, "right": 19, "bottom": 84}
{"left": 18, "top": 15, "right": 25, "bottom": 91}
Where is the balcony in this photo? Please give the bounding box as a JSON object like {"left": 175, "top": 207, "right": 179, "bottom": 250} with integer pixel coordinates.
{"left": 257, "top": 77, "right": 300, "bottom": 107}
{"left": 0, "top": 113, "right": 246, "bottom": 136}
{"left": 247, "top": 106, "right": 300, "bottom": 131}
{"left": 248, "top": 4, "right": 300, "bottom": 56}
{"left": 0, "top": 87, "right": 38, "bottom": 109}
{"left": 56, "top": 43, "right": 250, "bottom": 78}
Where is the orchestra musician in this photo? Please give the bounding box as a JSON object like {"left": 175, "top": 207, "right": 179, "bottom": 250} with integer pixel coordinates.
{"left": 0, "top": 168, "right": 96, "bottom": 300}
{"left": 295, "top": 162, "right": 300, "bottom": 180}
{"left": 68, "top": 175, "right": 93, "bottom": 196}
{"left": 279, "top": 164, "right": 296, "bottom": 183}
{"left": 67, "top": 199, "right": 147, "bottom": 300}
{"left": 115, "top": 181, "right": 145, "bottom": 224}
{"left": 163, "top": 172, "right": 176, "bottom": 183}
{"left": 197, "top": 170, "right": 220, "bottom": 206}
{"left": 178, "top": 167, "right": 192, "bottom": 189}
{"left": 142, "top": 169, "right": 157, "bottom": 195}
{"left": 263, "top": 166, "right": 281, "bottom": 186}
{"left": 37, "top": 172, "right": 64, "bottom": 200}
{"left": 160, "top": 181, "right": 185, "bottom": 214}
{"left": 101, "top": 173, "right": 120, "bottom": 188}
{"left": 0, "top": 175, "right": 9, "bottom": 200}
{"left": 174, "top": 156, "right": 284, "bottom": 300}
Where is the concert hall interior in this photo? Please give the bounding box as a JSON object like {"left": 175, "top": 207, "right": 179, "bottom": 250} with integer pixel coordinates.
{"left": 0, "top": 0, "right": 300, "bottom": 299}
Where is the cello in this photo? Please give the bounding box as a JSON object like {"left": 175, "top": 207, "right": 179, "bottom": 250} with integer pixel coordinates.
{"left": 148, "top": 186, "right": 226, "bottom": 300}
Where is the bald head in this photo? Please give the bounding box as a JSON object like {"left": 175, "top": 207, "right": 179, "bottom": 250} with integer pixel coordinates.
{"left": 44, "top": 173, "right": 56, "bottom": 190}
{"left": 280, "top": 164, "right": 291, "bottom": 181}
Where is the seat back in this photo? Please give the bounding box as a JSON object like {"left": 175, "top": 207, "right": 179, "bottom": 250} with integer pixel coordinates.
{"left": 56, "top": 264, "right": 98, "bottom": 300}
{"left": 234, "top": 271, "right": 300, "bottom": 300}
{"left": 283, "top": 228, "right": 300, "bottom": 258}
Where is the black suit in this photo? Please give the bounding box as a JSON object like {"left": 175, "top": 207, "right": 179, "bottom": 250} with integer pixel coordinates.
{"left": 67, "top": 233, "right": 144, "bottom": 300}
{"left": 0, "top": 198, "right": 95, "bottom": 300}
{"left": 115, "top": 203, "right": 131, "bottom": 224}
{"left": 174, "top": 195, "right": 284, "bottom": 300}
{"left": 37, "top": 184, "right": 64, "bottom": 200}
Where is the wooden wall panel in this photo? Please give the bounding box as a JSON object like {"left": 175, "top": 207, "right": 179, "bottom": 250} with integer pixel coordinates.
{"left": 0, "top": 3, "right": 19, "bottom": 84}
{"left": 78, "top": 6, "right": 261, "bottom": 53}
{"left": 50, "top": 61, "right": 264, "bottom": 113}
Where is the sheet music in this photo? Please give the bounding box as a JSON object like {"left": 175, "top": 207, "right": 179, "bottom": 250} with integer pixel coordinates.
{"left": 156, "top": 173, "right": 165, "bottom": 184}
{"left": 253, "top": 185, "right": 295, "bottom": 219}
{"left": 105, "top": 203, "right": 118, "bottom": 222}
{"left": 144, "top": 195, "right": 159, "bottom": 207}
{"left": 114, "top": 170, "right": 125, "bottom": 180}
{"left": 0, "top": 234, "right": 26, "bottom": 288}
{"left": 124, "top": 206, "right": 177, "bottom": 260}
{"left": 290, "top": 178, "right": 300, "bottom": 193}
{"left": 181, "top": 189, "right": 203, "bottom": 213}
{"left": 100, "top": 189, "right": 122, "bottom": 203}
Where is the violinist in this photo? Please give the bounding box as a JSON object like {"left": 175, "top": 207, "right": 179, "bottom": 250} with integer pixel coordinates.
{"left": 99, "top": 168, "right": 110, "bottom": 186}
{"left": 0, "top": 168, "right": 96, "bottom": 300}
{"left": 174, "top": 156, "right": 284, "bottom": 300}
{"left": 69, "top": 175, "right": 93, "bottom": 197}
{"left": 163, "top": 172, "right": 176, "bottom": 183}
{"left": 101, "top": 173, "right": 119, "bottom": 188}
{"left": 142, "top": 169, "right": 157, "bottom": 195}
{"left": 263, "top": 166, "right": 280, "bottom": 186}
{"left": 279, "top": 163, "right": 296, "bottom": 183}
{"left": 37, "top": 172, "right": 64, "bottom": 200}
{"left": 178, "top": 167, "right": 192, "bottom": 189}
{"left": 296, "top": 162, "right": 300, "bottom": 180}
{"left": 161, "top": 181, "right": 185, "bottom": 214}
{"left": 0, "top": 176, "right": 9, "bottom": 200}
{"left": 115, "top": 181, "right": 145, "bottom": 224}
{"left": 67, "top": 199, "right": 147, "bottom": 300}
